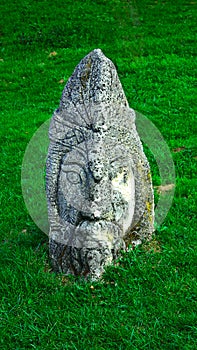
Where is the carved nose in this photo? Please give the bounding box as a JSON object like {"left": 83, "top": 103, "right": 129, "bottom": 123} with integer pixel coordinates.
{"left": 87, "top": 179, "right": 99, "bottom": 201}
{"left": 88, "top": 161, "right": 105, "bottom": 181}
{"left": 85, "top": 171, "right": 103, "bottom": 202}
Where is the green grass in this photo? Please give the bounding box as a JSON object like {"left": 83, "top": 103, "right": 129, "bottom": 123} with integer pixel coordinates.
{"left": 0, "top": 0, "right": 196, "bottom": 348}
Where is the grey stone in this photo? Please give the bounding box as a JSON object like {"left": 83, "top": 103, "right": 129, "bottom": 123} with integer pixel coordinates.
{"left": 46, "top": 49, "right": 154, "bottom": 279}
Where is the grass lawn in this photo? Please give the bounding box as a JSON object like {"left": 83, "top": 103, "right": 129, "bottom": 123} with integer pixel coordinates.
{"left": 0, "top": 0, "right": 196, "bottom": 349}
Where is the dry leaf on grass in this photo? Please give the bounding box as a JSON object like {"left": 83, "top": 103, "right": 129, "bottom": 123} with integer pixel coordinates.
{"left": 155, "top": 183, "right": 175, "bottom": 194}
{"left": 19, "top": 229, "right": 27, "bottom": 234}
{"left": 143, "top": 239, "right": 161, "bottom": 253}
{"left": 48, "top": 51, "right": 57, "bottom": 57}
{"left": 58, "top": 79, "right": 65, "bottom": 84}
{"left": 172, "top": 147, "right": 185, "bottom": 153}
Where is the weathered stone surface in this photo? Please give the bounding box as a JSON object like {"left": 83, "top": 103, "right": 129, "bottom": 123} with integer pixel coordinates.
{"left": 46, "top": 48, "right": 154, "bottom": 279}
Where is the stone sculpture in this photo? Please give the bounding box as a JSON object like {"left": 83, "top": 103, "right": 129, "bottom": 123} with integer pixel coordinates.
{"left": 46, "top": 49, "right": 154, "bottom": 279}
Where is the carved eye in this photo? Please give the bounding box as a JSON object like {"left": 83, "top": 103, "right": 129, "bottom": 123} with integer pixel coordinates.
{"left": 66, "top": 171, "right": 81, "bottom": 184}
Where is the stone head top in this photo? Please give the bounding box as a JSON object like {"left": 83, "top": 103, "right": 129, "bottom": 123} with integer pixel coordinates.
{"left": 49, "top": 49, "right": 135, "bottom": 145}
{"left": 60, "top": 48, "right": 128, "bottom": 109}
{"left": 46, "top": 49, "right": 154, "bottom": 279}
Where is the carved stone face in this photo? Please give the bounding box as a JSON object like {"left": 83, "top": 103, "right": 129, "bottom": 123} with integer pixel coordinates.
{"left": 57, "top": 134, "right": 135, "bottom": 244}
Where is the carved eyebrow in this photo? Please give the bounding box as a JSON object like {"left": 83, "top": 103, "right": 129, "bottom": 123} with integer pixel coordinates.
{"left": 110, "top": 157, "right": 120, "bottom": 163}
{"left": 61, "top": 162, "right": 88, "bottom": 181}
{"left": 110, "top": 156, "right": 128, "bottom": 164}
{"left": 61, "top": 161, "right": 86, "bottom": 168}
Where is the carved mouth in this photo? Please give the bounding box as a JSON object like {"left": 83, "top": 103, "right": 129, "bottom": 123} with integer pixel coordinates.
{"left": 75, "top": 219, "right": 122, "bottom": 238}
{"left": 75, "top": 210, "right": 113, "bottom": 226}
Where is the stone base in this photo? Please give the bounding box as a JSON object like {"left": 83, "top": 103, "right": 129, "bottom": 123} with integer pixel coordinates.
{"left": 49, "top": 239, "right": 123, "bottom": 280}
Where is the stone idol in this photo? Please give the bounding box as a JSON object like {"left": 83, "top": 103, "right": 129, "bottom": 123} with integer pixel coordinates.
{"left": 46, "top": 49, "right": 154, "bottom": 279}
